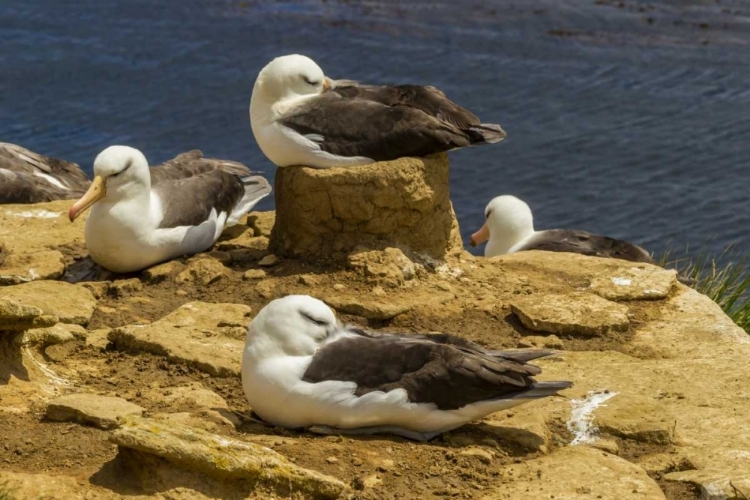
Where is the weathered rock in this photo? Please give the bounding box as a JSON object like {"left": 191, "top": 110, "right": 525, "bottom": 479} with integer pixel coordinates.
{"left": 595, "top": 394, "right": 675, "bottom": 444}
{"left": 516, "top": 334, "right": 564, "bottom": 349}
{"left": 590, "top": 266, "right": 678, "bottom": 301}
{"left": 46, "top": 393, "right": 145, "bottom": 430}
{"left": 536, "top": 287, "right": 750, "bottom": 498}
{"left": 0, "top": 281, "right": 96, "bottom": 325}
{"left": 85, "top": 328, "right": 111, "bottom": 351}
{"left": 0, "top": 200, "right": 84, "bottom": 255}
{"left": 270, "top": 154, "right": 463, "bottom": 261}
{"left": 22, "top": 323, "right": 86, "bottom": 346}
{"left": 0, "top": 298, "right": 57, "bottom": 331}
{"left": 247, "top": 211, "right": 275, "bottom": 238}
{"left": 258, "top": 254, "right": 279, "bottom": 267}
{"left": 110, "top": 416, "right": 347, "bottom": 499}
{"left": 664, "top": 469, "right": 750, "bottom": 500}
{"left": 142, "top": 260, "right": 185, "bottom": 283}
{"left": 481, "top": 411, "right": 551, "bottom": 453}
{"left": 459, "top": 447, "right": 493, "bottom": 464}
{"left": 108, "top": 278, "right": 143, "bottom": 298}
{"left": 511, "top": 292, "right": 630, "bottom": 336}
{"left": 109, "top": 302, "right": 252, "bottom": 377}
{"left": 486, "top": 446, "right": 665, "bottom": 499}
{"left": 325, "top": 296, "right": 413, "bottom": 320}
{"left": 175, "top": 257, "right": 226, "bottom": 286}
{"left": 242, "top": 268, "right": 267, "bottom": 281}
{"left": 216, "top": 231, "right": 269, "bottom": 253}
{"left": 0, "top": 250, "right": 65, "bottom": 285}
{"left": 0, "top": 471, "right": 122, "bottom": 500}
{"left": 347, "top": 247, "right": 417, "bottom": 286}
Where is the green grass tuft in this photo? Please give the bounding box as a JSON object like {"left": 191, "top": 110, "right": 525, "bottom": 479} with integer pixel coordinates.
{"left": 0, "top": 482, "right": 16, "bottom": 500}
{"left": 659, "top": 246, "right": 750, "bottom": 333}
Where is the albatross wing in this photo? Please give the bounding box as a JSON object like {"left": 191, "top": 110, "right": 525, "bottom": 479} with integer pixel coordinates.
{"left": 521, "top": 229, "right": 655, "bottom": 264}
{"left": 279, "top": 84, "right": 506, "bottom": 162}
{"left": 303, "top": 329, "right": 570, "bottom": 411}
{"left": 0, "top": 142, "right": 90, "bottom": 203}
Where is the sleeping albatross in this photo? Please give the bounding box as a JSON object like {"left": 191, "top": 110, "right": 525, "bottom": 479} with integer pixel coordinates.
{"left": 469, "top": 195, "right": 655, "bottom": 263}
{"left": 241, "top": 295, "right": 571, "bottom": 442}
{"left": 250, "top": 54, "right": 507, "bottom": 168}
{"left": 0, "top": 142, "right": 90, "bottom": 203}
{"left": 68, "top": 146, "right": 271, "bottom": 273}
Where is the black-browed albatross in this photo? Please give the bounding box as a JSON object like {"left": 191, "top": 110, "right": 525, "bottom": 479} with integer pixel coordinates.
{"left": 0, "top": 142, "right": 90, "bottom": 204}
{"left": 249, "top": 54, "right": 507, "bottom": 168}
{"left": 241, "top": 295, "right": 571, "bottom": 441}
{"left": 469, "top": 195, "right": 655, "bottom": 263}
{"left": 68, "top": 146, "right": 271, "bottom": 273}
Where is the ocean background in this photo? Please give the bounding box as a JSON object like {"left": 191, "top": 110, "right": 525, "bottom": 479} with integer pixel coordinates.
{"left": 1, "top": 0, "right": 748, "bottom": 258}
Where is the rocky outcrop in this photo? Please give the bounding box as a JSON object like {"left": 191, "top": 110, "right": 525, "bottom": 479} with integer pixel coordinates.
{"left": 0, "top": 281, "right": 96, "bottom": 325}
{"left": 511, "top": 292, "right": 630, "bottom": 336}
{"left": 487, "top": 446, "right": 666, "bottom": 499}
{"left": 109, "top": 302, "right": 252, "bottom": 377}
{"left": 110, "top": 416, "right": 347, "bottom": 499}
{"left": 0, "top": 250, "right": 65, "bottom": 285}
{"left": 46, "top": 393, "right": 145, "bottom": 429}
{"left": 0, "top": 299, "right": 57, "bottom": 331}
{"left": 269, "top": 154, "right": 463, "bottom": 262}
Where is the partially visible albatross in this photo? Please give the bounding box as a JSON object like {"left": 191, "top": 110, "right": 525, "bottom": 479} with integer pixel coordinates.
{"left": 469, "top": 195, "right": 655, "bottom": 263}
{"left": 241, "top": 295, "right": 571, "bottom": 442}
{"left": 68, "top": 146, "right": 271, "bottom": 273}
{"left": 250, "top": 54, "right": 507, "bottom": 168}
{"left": 0, "top": 142, "right": 90, "bottom": 203}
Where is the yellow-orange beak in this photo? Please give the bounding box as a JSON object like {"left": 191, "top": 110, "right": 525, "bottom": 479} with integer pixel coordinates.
{"left": 469, "top": 222, "right": 490, "bottom": 248}
{"left": 323, "top": 78, "right": 331, "bottom": 91}
{"left": 69, "top": 175, "right": 106, "bottom": 222}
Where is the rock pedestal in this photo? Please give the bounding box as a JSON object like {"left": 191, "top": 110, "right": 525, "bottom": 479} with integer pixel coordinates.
{"left": 269, "top": 154, "right": 464, "bottom": 261}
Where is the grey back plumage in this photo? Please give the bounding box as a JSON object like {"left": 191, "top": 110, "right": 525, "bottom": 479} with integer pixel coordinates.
{"left": 280, "top": 84, "right": 505, "bottom": 161}
{"left": 303, "top": 328, "right": 571, "bottom": 410}
{"left": 522, "top": 229, "right": 655, "bottom": 264}
{"left": 0, "top": 143, "right": 90, "bottom": 203}
{"left": 150, "top": 150, "right": 270, "bottom": 229}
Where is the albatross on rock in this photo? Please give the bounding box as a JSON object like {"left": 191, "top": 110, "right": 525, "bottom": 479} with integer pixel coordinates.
{"left": 250, "top": 54, "right": 507, "bottom": 168}
{"left": 68, "top": 146, "right": 271, "bottom": 273}
{"left": 241, "top": 295, "right": 571, "bottom": 442}
{"left": 0, "top": 142, "right": 90, "bottom": 203}
{"left": 470, "top": 195, "right": 655, "bottom": 263}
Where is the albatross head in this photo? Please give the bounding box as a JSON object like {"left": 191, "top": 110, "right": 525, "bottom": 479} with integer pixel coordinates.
{"left": 246, "top": 295, "right": 337, "bottom": 357}
{"left": 68, "top": 145, "right": 150, "bottom": 222}
{"left": 469, "top": 195, "right": 536, "bottom": 256}
{"left": 252, "top": 54, "right": 330, "bottom": 104}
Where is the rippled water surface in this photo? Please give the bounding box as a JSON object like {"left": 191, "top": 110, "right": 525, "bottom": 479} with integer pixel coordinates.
{"left": 1, "top": 0, "right": 748, "bottom": 257}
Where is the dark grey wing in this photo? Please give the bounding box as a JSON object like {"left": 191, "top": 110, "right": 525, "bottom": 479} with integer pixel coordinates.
{"left": 154, "top": 170, "right": 246, "bottom": 229}
{"left": 303, "top": 330, "right": 569, "bottom": 410}
{"left": 522, "top": 229, "right": 655, "bottom": 264}
{"left": 280, "top": 85, "right": 505, "bottom": 161}
{"left": 0, "top": 143, "right": 90, "bottom": 203}
{"left": 150, "top": 150, "right": 255, "bottom": 186}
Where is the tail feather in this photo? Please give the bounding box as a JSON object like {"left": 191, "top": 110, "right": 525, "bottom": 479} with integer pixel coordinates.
{"left": 226, "top": 175, "right": 272, "bottom": 226}
{"left": 470, "top": 123, "right": 507, "bottom": 144}
{"left": 487, "top": 348, "right": 560, "bottom": 363}
{"left": 514, "top": 381, "right": 573, "bottom": 400}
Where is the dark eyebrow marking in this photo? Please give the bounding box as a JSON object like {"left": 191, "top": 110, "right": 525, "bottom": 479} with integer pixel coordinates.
{"left": 301, "top": 311, "right": 328, "bottom": 326}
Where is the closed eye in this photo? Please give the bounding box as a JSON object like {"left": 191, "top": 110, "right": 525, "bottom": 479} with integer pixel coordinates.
{"left": 485, "top": 209, "right": 493, "bottom": 219}
{"left": 301, "top": 311, "right": 328, "bottom": 326}
{"left": 110, "top": 160, "right": 132, "bottom": 178}
{"left": 302, "top": 76, "right": 320, "bottom": 86}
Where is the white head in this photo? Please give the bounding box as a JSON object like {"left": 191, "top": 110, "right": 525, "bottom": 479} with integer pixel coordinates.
{"left": 251, "top": 54, "right": 330, "bottom": 104}
{"left": 245, "top": 295, "right": 338, "bottom": 358}
{"left": 68, "top": 145, "right": 150, "bottom": 222}
{"left": 469, "top": 195, "right": 536, "bottom": 256}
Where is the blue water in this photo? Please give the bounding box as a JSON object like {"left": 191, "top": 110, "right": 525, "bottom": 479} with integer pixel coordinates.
{"left": 2, "top": 0, "right": 749, "bottom": 258}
